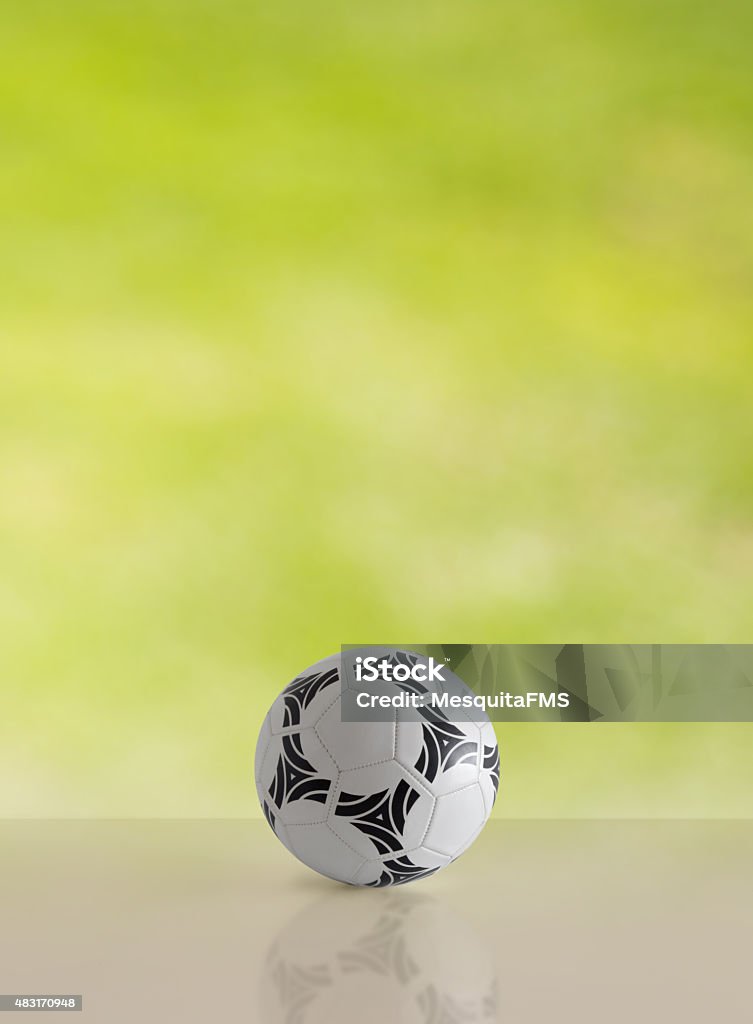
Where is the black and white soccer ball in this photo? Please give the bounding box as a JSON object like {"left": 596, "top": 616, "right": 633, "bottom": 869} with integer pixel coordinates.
{"left": 254, "top": 651, "right": 500, "bottom": 886}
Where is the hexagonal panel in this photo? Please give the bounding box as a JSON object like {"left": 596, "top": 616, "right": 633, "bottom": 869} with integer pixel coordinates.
{"left": 316, "top": 693, "right": 396, "bottom": 771}
{"left": 328, "top": 762, "right": 434, "bottom": 860}
{"left": 257, "top": 726, "right": 339, "bottom": 826}
{"left": 423, "top": 783, "right": 487, "bottom": 859}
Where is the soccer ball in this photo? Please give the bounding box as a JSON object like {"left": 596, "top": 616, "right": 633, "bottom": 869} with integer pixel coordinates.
{"left": 254, "top": 650, "right": 500, "bottom": 886}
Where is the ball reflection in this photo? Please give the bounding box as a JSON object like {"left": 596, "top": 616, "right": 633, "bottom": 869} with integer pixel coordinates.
{"left": 261, "top": 888, "right": 498, "bottom": 1024}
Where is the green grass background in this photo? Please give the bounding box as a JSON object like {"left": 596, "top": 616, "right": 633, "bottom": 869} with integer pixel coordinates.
{"left": 1, "top": 1, "right": 752, "bottom": 817}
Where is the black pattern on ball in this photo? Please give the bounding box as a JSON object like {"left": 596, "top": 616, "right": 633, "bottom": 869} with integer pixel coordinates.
{"left": 282, "top": 667, "right": 338, "bottom": 729}
{"left": 367, "top": 856, "right": 441, "bottom": 887}
{"left": 335, "top": 779, "right": 420, "bottom": 855}
{"left": 414, "top": 718, "right": 479, "bottom": 784}
{"left": 262, "top": 799, "right": 277, "bottom": 833}
{"left": 269, "top": 732, "right": 331, "bottom": 810}
{"left": 483, "top": 744, "right": 500, "bottom": 802}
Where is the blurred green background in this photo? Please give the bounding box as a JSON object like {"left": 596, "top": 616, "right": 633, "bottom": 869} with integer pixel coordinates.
{"left": 1, "top": 1, "right": 752, "bottom": 818}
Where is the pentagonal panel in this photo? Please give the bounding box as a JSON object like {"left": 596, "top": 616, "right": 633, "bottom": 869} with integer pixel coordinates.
{"left": 396, "top": 714, "right": 480, "bottom": 797}
{"left": 423, "top": 784, "right": 487, "bottom": 859}
{"left": 285, "top": 822, "right": 365, "bottom": 885}
{"left": 257, "top": 727, "right": 338, "bottom": 826}
{"left": 328, "top": 762, "right": 434, "bottom": 861}
{"left": 316, "top": 693, "right": 396, "bottom": 771}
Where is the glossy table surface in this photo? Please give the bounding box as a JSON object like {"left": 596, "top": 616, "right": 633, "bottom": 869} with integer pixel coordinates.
{"left": 1, "top": 819, "right": 749, "bottom": 1022}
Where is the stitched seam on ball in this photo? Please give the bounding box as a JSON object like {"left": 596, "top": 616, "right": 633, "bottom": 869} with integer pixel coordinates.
{"left": 419, "top": 794, "right": 438, "bottom": 847}
{"left": 312, "top": 689, "right": 344, "bottom": 817}
{"left": 271, "top": 685, "right": 342, "bottom": 739}
{"left": 273, "top": 724, "right": 325, "bottom": 737}
{"left": 313, "top": 702, "right": 342, "bottom": 766}
{"left": 441, "top": 781, "right": 485, "bottom": 797}
{"left": 419, "top": 782, "right": 483, "bottom": 847}
{"left": 337, "top": 753, "right": 397, "bottom": 770}
{"left": 459, "top": 819, "right": 487, "bottom": 855}
{"left": 418, "top": 843, "right": 449, "bottom": 859}
{"left": 372, "top": 843, "right": 445, "bottom": 866}
{"left": 399, "top": 759, "right": 436, "bottom": 799}
{"left": 253, "top": 723, "right": 272, "bottom": 787}
{"left": 283, "top": 821, "right": 367, "bottom": 869}
{"left": 285, "top": 820, "right": 332, "bottom": 830}
{"left": 325, "top": 821, "right": 367, "bottom": 860}
{"left": 314, "top": 715, "right": 398, "bottom": 771}
{"left": 312, "top": 687, "right": 342, "bottom": 740}
{"left": 350, "top": 860, "right": 369, "bottom": 885}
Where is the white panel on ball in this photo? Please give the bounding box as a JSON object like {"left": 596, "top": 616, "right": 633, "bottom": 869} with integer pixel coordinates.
{"left": 285, "top": 822, "right": 365, "bottom": 885}
{"left": 316, "top": 692, "right": 396, "bottom": 771}
{"left": 423, "top": 785, "right": 488, "bottom": 859}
